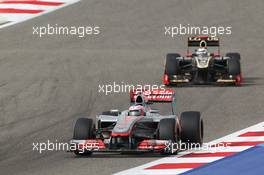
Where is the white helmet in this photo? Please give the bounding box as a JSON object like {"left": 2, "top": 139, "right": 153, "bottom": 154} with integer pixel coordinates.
{"left": 195, "top": 48, "right": 209, "bottom": 57}
{"left": 196, "top": 48, "right": 207, "bottom": 54}
{"left": 128, "top": 105, "right": 145, "bottom": 116}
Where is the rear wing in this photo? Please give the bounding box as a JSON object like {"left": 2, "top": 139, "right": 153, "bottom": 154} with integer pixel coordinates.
{"left": 130, "top": 89, "right": 176, "bottom": 103}
{"left": 188, "top": 36, "right": 219, "bottom": 47}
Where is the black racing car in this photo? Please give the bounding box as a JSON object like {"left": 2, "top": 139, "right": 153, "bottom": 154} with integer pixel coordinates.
{"left": 163, "top": 36, "right": 242, "bottom": 86}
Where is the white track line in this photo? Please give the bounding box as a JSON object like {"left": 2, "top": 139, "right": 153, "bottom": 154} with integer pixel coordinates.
{"left": 115, "top": 122, "right": 264, "bottom": 175}
{"left": 0, "top": 0, "right": 80, "bottom": 28}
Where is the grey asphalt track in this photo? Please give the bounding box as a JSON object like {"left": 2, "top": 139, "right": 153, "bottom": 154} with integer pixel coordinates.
{"left": 0, "top": 0, "right": 264, "bottom": 175}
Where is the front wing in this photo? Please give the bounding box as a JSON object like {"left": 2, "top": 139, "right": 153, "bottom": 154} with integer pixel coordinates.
{"left": 69, "top": 139, "right": 174, "bottom": 154}
{"left": 163, "top": 73, "right": 242, "bottom": 86}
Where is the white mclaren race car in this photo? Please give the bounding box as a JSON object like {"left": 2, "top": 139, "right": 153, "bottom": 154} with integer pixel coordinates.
{"left": 70, "top": 89, "right": 203, "bottom": 155}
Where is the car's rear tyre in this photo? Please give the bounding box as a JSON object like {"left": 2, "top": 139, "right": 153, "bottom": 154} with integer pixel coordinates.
{"left": 180, "top": 111, "right": 203, "bottom": 146}
{"left": 226, "top": 53, "right": 241, "bottom": 76}
{"left": 158, "top": 118, "right": 177, "bottom": 155}
{"left": 165, "top": 53, "right": 181, "bottom": 75}
{"left": 73, "top": 118, "right": 93, "bottom": 139}
{"left": 73, "top": 118, "right": 94, "bottom": 156}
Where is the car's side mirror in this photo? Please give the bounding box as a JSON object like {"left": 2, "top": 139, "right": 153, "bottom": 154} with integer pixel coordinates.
{"left": 149, "top": 109, "right": 159, "bottom": 113}
{"left": 110, "top": 109, "right": 119, "bottom": 113}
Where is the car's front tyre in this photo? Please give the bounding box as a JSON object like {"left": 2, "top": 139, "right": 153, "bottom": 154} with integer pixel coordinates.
{"left": 73, "top": 118, "right": 94, "bottom": 156}
{"left": 158, "top": 118, "right": 178, "bottom": 155}
{"left": 180, "top": 111, "right": 203, "bottom": 146}
{"left": 226, "top": 52, "right": 242, "bottom": 85}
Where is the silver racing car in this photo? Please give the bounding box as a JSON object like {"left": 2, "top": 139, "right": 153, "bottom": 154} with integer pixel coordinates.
{"left": 70, "top": 89, "right": 203, "bottom": 155}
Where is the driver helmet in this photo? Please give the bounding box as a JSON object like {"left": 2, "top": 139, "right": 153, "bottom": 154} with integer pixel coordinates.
{"left": 195, "top": 48, "right": 209, "bottom": 56}
{"left": 128, "top": 105, "right": 145, "bottom": 116}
